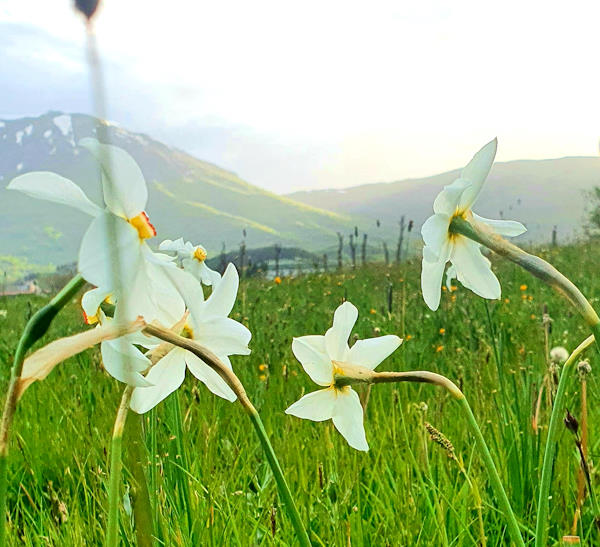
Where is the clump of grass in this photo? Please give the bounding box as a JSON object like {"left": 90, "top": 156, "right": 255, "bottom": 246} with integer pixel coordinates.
{"left": 3, "top": 241, "right": 600, "bottom": 543}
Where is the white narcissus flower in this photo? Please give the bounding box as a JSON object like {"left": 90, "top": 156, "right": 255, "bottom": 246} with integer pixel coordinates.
{"left": 129, "top": 264, "right": 251, "bottom": 413}
{"left": 159, "top": 238, "right": 221, "bottom": 286}
{"left": 421, "top": 138, "right": 527, "bottom": 311}
{"left": 285, "top": 301, "right": 402, "bottom": 451}
{"left": 7, "top": 138, "right": 184, "bottom": 326}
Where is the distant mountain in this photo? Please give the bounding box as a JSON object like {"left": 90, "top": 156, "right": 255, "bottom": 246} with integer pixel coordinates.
{"left": 0, "top": 112, "right": 359, "bottom": 267}
{"left": 288, "top": 157, "right": 600, "bottom": 243}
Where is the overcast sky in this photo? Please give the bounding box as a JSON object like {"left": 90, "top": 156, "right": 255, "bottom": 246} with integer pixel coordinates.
{"left": 1, "top": 0, "right": 599, "bottom": 193}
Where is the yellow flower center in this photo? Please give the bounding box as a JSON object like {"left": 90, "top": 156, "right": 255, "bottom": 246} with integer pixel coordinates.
{"left": 193, "top": 246, "right": 207, "bottom": 263}
{"left": 331, "top": 362, "right": 351, "bottom": 391}
{"left": 83, "top": 311, "right": 99, "bottom": 325}
{"left": 129, "top": 211, "right": 156, "bottom": 240}
{"left": 82, "top": 294, "right": 113, "bottom": 325}
{"left": 181, "top": 324, "right": 194, "bottom": 339}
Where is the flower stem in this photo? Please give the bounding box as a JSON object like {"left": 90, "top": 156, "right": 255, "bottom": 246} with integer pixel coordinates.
{"left": 450, "top": 216, "right": 600, "bottom": 352}
{"left": 0, "top": 274, "right": 85, "bottom": 547}
{"left": 456, "top": 396, "right": 524, "bottom": 546}
{"left": 338, "top": 368, "right": 525, "bottom": 546}
{"left": 142, "top": 324, "right": 311, "bottom": 546}
{"left": 534, "top": 335, "right": 594, "bottom": 547}
{"left": 124, "top": 413, "right": 154, "bottom": 547}
{"left": 246, "top": 409, "right": 311, "bottom": 546}
{"left": 106, "top": 385, "right": 134, "bottom": 547}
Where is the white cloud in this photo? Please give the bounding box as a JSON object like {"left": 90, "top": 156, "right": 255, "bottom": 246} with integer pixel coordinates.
{"left": 1, "top": 0, "right": 599, "bottom": 192}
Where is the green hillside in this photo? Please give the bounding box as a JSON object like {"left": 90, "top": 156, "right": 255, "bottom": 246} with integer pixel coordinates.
{"left": 0, "top": 112, "right": 360, "bottom": 268}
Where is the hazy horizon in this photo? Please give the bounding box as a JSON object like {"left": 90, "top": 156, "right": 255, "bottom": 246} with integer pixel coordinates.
{"left": 2, "top": 0, "right": 599, "bottom": 194}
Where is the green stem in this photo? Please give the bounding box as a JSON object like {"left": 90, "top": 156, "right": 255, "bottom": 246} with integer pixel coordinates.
{"left": 142, "top": 324, "right": 311, "bottom": 546}
{"left": 106, "top": 385, "right": 134, "bottom": 547}
{"left": 0, "top": 274, "right": 85, "bottom": 547}
{"left": 535, "top": 335, "right": 595, "bottom": 547}
{"left": 148, "top": 408, "right": 158, "bottom": 534}
{"left": 450, "top": 216, "right": 600, "bottom": 354}
{"left": 124, "top": 413, "right": 154, "bottom": 547}
{"left": 457, "top": 397, "right": 525, "bottom": 546}
{"left": 247, "top": 409, "right": 311, "bottom": 547}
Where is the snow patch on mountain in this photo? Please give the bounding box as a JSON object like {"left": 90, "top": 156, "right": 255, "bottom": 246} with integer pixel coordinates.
{"left": 53, "top": 115, "right": 72, "bottom": 136}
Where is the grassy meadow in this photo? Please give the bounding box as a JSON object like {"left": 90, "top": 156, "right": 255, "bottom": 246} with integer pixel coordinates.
{"left": 2, "top": 241, "right": 600, "bottom": 545}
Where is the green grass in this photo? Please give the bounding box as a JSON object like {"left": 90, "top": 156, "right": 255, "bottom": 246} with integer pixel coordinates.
{"left": 1, "top": 241, "right": 600, "bottom": 545}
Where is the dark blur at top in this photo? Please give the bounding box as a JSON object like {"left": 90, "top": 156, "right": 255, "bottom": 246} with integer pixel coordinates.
{"left": 74, "top": 0, "right": 100, "bottom": 21}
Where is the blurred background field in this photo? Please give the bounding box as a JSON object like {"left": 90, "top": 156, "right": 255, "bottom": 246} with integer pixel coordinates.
{"left": 1, "top": 241, "right": 599, "bottom": 545}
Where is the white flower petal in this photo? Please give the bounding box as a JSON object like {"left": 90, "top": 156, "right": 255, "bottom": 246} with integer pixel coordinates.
{"left": 332, "top": 388, "right": 368, "bottom": 451}
{"left": 7, "top": 172, "right": 102, "bottom": 217}
{"left": 202, "top": 263, "right": 238, "bottom": 318}
{"left": 129, "top": 349, "right": 186, "bottom": 413}
{"left": 421, "top": 213, "right": 451, "bottom": 257}
{"left": 445, "top": 264, "right": 457, "bottom": 290}
{"left": 324, "top": 301, "right": 358, "bottom": 361}
{"left": 195, "top": 317, "right": 251, "bottom": 356}
{"left": 115, "top": 254, "right": 186, "bottom": 325}
{"left": 450, "top": 238, "right": 501, "bottom": 300}
{"left": 285, "top": 388, "right": 337, "bottom": 422}
{"left": 433, "top": 178, "right": 470, "bottom": 216}
{"left": 143, "top": 249, "right": 177, "bottom": 265}
{"left": 292, "top": 336, "right": 333, "bottom": 386}
{"left": 81, "top": 287, "right": 112, "bottom": 317}
{"left": 458, "top": 138, "right": 497, "bottom": 210}
{"left": 101, "top": 338, "right": 153, "bottom": 387}
{"left": 78, "top": 212, "right": 142, "bottom": 290}
{"left": 472, "top": 213, "right": 527, "bottom": 237}
{"left": 421, "top": 245, "right": 450, "bottom": 311}
{"left": 181, "top": 259, "right": 221, "bottom": 287}
{"left": 199, "top": 263, "right": 222, "bottom": 287}
{"left": 159, "top": 238, "right": 193, "bottom": 254}
{"left": 79, "top": 138, "right": 147, "bottom": 219}
{"left": 347, "top": 335, "right": 402, "bottom": 370}
{"left": 185, "top": 353, "right": 236, "bottom": 402}
{"left": 160, "top": 263, "right": 205, "bottom": 321}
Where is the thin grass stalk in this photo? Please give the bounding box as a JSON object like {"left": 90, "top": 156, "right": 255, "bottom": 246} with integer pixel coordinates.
{"left": 397, "top": 399, "right": 448, "bottom": 545}
{"left": 168, "top": 392, "right": 193, "bottom": 535}
{"left": 0, "top": 274, "right": 85, "bottom": 546}
{"left": 572, "top": 373, "right": 588, "bottom": 534}
{"left": 106, "top": 385, "right": 134, "bottom": 547}
{"left": 148, "top": 408, "right": 158, "bottom": 533}
{"left": 142, "top": 324, "right": 311, "bottom": 547}
{"left": 85, "top": 21, "right": 151, "bottom": 546}
{"left": 534, "top": 335, "right": 595, "bottom": 547}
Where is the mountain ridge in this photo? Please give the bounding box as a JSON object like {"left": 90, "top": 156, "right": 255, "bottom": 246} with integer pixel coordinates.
{"left": 288, "top": 156, "right": 600, "bottom": 243}
{"left": 0, "top": 111, "right": 361, "bottom": 268}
